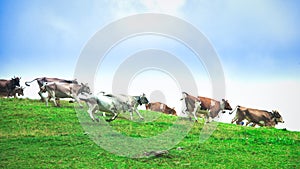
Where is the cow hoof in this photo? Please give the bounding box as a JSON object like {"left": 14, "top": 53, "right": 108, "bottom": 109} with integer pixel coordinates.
{"left": 106, "top": 119, "right": 113, "bottom": 122}
{"left": 96, "top": 118, "right": 100, "bottom": 122}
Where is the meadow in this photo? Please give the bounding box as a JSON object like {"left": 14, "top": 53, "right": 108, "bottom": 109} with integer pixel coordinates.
{"left": 0, "top": 98, "right": 299, "bottom": 168}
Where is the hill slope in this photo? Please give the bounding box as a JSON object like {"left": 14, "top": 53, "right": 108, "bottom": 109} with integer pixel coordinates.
{"left": 0, "top": 98, "right": 299, "bottom": 168}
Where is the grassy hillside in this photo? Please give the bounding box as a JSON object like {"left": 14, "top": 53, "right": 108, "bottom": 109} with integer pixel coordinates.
{"left": 0, "top": 98, "right": 299, "bottom": 168}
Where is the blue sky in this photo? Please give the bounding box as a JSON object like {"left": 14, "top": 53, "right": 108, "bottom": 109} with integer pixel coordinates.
{"left": 1, "top": 0, "right": 300, "bottom": 131}
{"left": 1, "top": 0, "right": 299, "bottom": 80}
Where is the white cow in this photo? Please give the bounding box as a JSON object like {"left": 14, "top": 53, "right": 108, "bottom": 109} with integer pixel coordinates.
{"left": 79, "top": 92, "right": 149, "bottom": 122}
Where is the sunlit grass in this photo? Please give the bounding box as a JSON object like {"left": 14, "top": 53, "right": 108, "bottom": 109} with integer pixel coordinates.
{"left": 0, "top": 98, "right": 299, "bottom": 168}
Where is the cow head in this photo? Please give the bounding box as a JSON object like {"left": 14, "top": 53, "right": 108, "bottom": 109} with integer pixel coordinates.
{"left": 11, "top": 76, "right": 21, "bottom": 87}
{"left": 15, "top": 86, "right": 24, "bottom": 96}
{"left": 139, "top": 93, "right": 149, "bottom": 105}
{"left": 272, "top": 110, "right": 284, "bottom": 124}
{"left": 167, "top": 107, "right": 177, "bottom": 116}
{"left": 79, "top": 83, "right": 91, "bottom": 94}
{"left": 221, "top": 99, "right": 232, "bottom": 113}
{"left": 72, "top": 79, "right": 78, "bottom": 84}
{"left": 172, "top": 107, "right": 177, "bottom": 116}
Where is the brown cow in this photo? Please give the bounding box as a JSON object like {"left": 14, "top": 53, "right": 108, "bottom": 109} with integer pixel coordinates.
{"left": 145, "top": 102, "right": 177, "bottom": 116}
{"left": 230, "top": 105, "right": 284, "bottom": 127}
{"left": 197, "top": 96, "right": 233, "bottom": 118}
{"left": 41, "top": 82, "right": 90, "bottom": 107}
{"left": 0, "top": 77, "right": 21, "bottom": 97}
{"left": 0, "top": 86, "right": 24, "bottom": 98}
{"left": 181, "top": 92, "right": 232, "bottom": 122}
{"left": 25, "top": 77, "right": 78, "bottom": 101}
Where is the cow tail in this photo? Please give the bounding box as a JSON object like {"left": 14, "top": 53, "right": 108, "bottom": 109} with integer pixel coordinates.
{"left": 25, "top": 78, "right": 39, "bottom": 86}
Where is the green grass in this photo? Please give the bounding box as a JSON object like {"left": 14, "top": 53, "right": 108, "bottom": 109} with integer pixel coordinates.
{"left": 0, "top": 98, "right": 299, "bottom": 168}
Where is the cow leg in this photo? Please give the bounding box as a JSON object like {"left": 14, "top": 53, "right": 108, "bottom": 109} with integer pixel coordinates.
{"left": 192, "top": 112, "right": 198, "bottom": 122}
{"left": 231, "top": 115, "right": 238, "bottom": 124}
{"left": 6, "top": 89, "right": 10, "bottom": 98}
{"left": 87, "top": 107, "right": 95, "bottom": 121}
{"left": 42, "top": 92, "right": 49, "bottom": 106}
{"left": 88, "top": 103, "right": 99, "bottom": 122}
{"left": 235, "top": 118, "right": 244, "bottom": 125}
{"left": 57, "top": 98, "right": 62, "bottom": 107}
{"left": 130, "top": 109, "right": 134, "bottom": 120}
{"left": 135, "top": 109, "right": 144, "bottom": 120}
{"left": 127, "top": 108, "right": 134, "bottom": 120}
{"left": 38, "top": 90, "right": 45, "bottom": 101}
{"left": 52, "top": 98, "right": 58, "bottom": 107}
{"left": 112, "top": 113, "right": 119, "bottom": 120}
{"left": 106, "top": 113, "right": 119, "bottom": 122}
{"left": 73, "top": 96, "right": 83, "bottom": 108}
{"left": 206, "top": 116, "right": 213, "bottom": 123}
{"left": 48, "top": 91, "right": 58, "bottom": 107}
{"left": 42, "top": 93, "right": 49, "bottom": 106}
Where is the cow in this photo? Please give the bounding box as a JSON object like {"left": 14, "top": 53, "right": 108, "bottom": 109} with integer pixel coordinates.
{"left": 180, "top": 92, "right": 202, "bottom": 122}
{"left": 145, "top": 102, "right": 177, "bottom": 116}
{"left": 0, "top": 86, "right": 24, "bottom": 98}
{"left": 230, "top": 105, "right": 284, "bottom": 127}
{"left": 41, "top": 82, "right": 90, "bottom": 107}
{"left": 25, "top": 77, "right": 78, "bottom": 101}
{"left": 181, "top": 92, "right": 232, "bottom": 122}
{"left": 197, "top": 96, "right": 233, "bottom": 118}
{"left": 104, "top": 93, "right": 149, "bottom": 121}
{"left": 0, "top": 77, "right": 21, "bottom": 97}
{"left": 79, "top": 92, "right": 149, "bottom": 122}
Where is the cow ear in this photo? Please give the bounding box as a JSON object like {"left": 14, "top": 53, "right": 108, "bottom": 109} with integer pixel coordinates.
{"left": 81, "top": 83, "right": 84, "bottom": 86}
